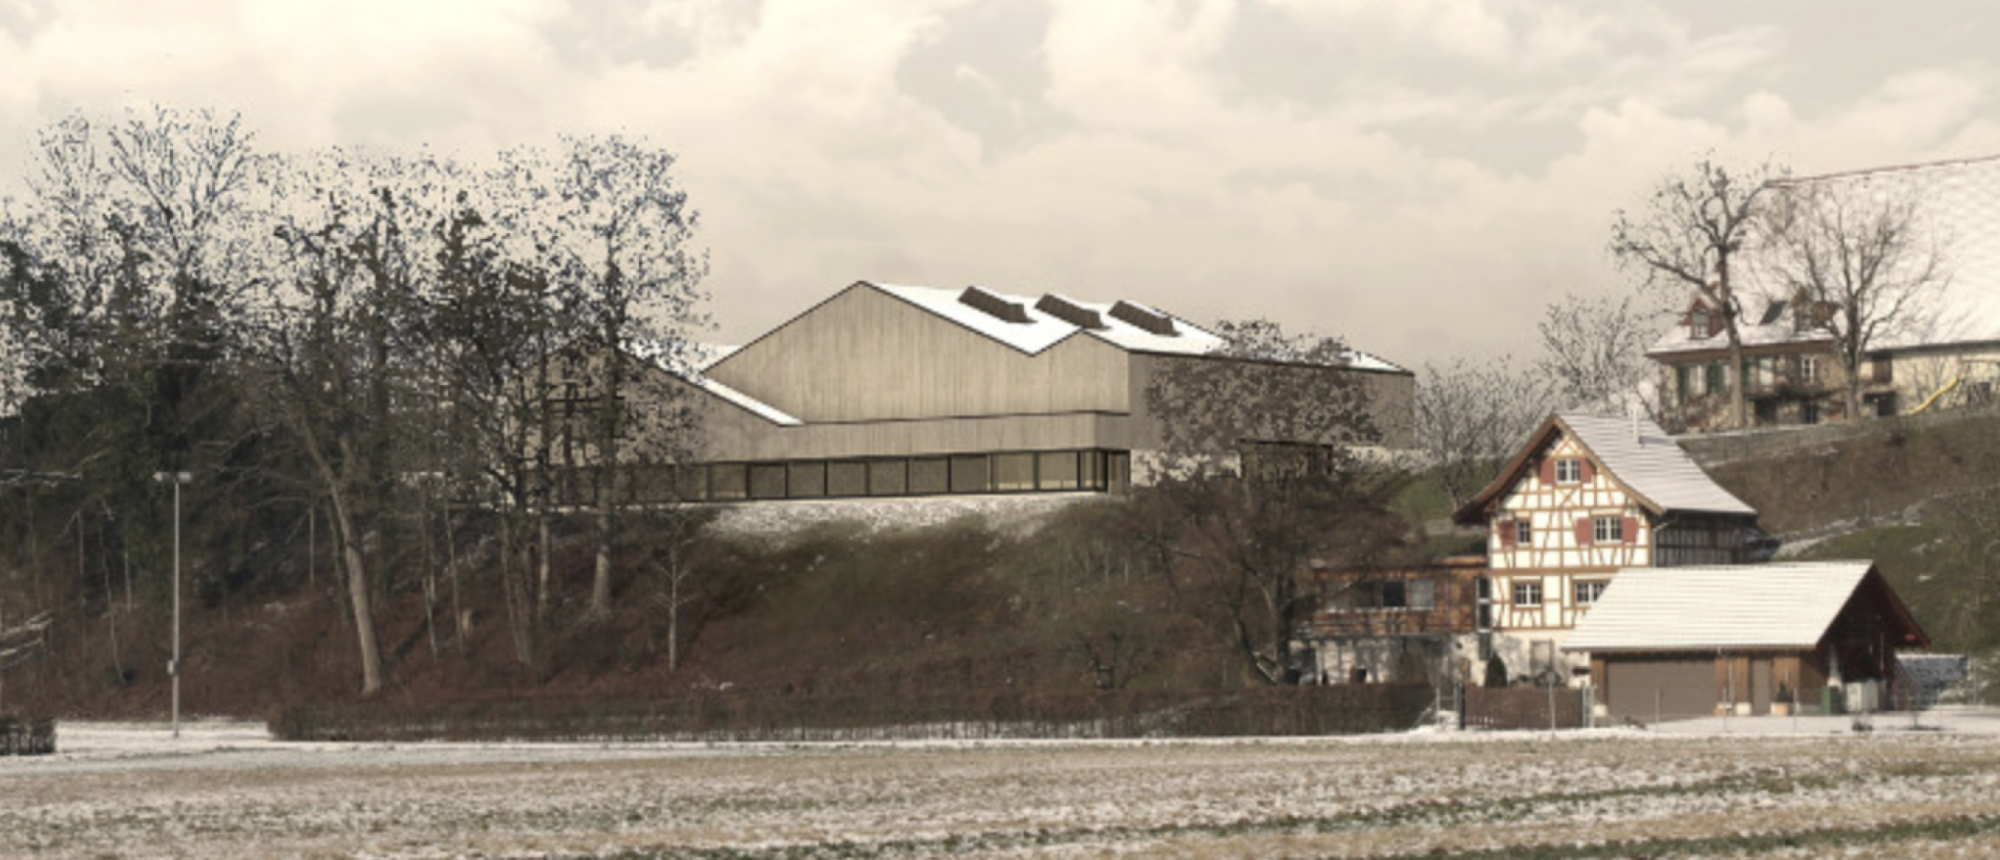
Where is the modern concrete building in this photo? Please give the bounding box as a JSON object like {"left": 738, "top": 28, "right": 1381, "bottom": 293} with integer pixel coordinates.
{"left": 607, "top": 280, "right": 1414, "bottom": 504}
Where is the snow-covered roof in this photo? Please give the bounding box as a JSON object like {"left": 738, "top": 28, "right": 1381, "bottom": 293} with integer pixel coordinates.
{"left": 625, "top": 339, "right": 797, "bottom": 425}
{"left": 1559, "top": 412, "right": 1757, "bottom": 516}
{"left": 1563, "top": 561, "right": 1922, "bottom": 652}
{"left": 1649, "top": 154, "right": 2000, "bottom": 358}
{"left": 1456, "top": 412, "right": 1756, "bottom": 522}
{"left": 872, "top": 282, "right": 1223, "bottom": 356}
{"left": 684, "top": 374, "right": 801, "bottom": 426}
{"left": 870, "top": 282, "right": 1407, "bottom": 371}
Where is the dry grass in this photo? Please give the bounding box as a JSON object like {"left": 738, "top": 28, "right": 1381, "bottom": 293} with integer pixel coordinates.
{"left": 6, "top": 724, "right": 2000, "bottom": 858}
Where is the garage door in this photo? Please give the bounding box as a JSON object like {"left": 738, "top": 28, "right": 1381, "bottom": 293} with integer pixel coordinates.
{"left": 1604, "top": 658, "right": 1713, "bottom": 723}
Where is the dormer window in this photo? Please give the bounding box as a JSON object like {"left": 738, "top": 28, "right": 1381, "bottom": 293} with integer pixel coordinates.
{"left": 1690, "top": 311, "right": 1712, "bottom": 339}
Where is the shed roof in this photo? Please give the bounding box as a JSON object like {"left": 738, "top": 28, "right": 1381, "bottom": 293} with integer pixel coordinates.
{"left": 1562, "top": 561, "right": 1928, "bottom": 653}
{"left": 1455, "top": 412, "right": 1756, "bottom": 522}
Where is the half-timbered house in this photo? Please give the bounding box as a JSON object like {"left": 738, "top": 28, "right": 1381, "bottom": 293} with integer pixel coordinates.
{"left": 1452, "top": 412, "right": 1761, "bottom": 684}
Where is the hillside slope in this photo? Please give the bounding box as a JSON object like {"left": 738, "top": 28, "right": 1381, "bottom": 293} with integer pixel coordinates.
{"left": 1688, "top": 408, "right": 2000, "bottom": 659}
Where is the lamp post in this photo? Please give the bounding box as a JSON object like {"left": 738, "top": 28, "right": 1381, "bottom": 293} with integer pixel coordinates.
{"left": 153, "top": 471, "right": 191, "bottom": 739}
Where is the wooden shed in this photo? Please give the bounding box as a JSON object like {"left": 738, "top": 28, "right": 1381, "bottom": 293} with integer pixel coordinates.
{"left": 1563, "top": 561, "right": 1928, "bottom": 721}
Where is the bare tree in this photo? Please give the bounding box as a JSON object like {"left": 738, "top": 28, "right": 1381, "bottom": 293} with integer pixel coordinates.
{"left": 1761, "top": 180, "right": 1950, "bottom": 420}
{"left": 494, "top": 136, "right": 707, "bottom": 620}
{"left": 251, "top": 148, "right": 451, "bottom": 695}
{"left": 1611, "top": 156, "right": 1783, "bottom": 429}
{"left": 1416, "top": 354, "right": 1548, "bottom": 509}
{"left": 1536, "top": 293, "right": 1668, "bottom": 420}
{"left": 1133, "top": 321, "right": 1407, "bottom": 685}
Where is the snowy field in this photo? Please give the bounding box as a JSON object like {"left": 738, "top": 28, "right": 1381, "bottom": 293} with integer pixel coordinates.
{"left": 6, "top": 714, "right": 2000, "bottom": 858}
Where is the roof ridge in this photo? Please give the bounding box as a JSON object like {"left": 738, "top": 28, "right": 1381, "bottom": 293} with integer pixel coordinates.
{"left": 1774, "top": 152, "right": 2000, "bottom": 186}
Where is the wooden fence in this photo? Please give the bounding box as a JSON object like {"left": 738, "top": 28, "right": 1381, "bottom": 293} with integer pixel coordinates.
{"left": 1462, "top": 684, "right": 1586, "bottom": 731}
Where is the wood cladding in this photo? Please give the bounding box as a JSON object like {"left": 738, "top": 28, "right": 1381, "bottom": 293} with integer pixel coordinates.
{"left": 707, "top": 286, "right": 1132, "bottom": 423}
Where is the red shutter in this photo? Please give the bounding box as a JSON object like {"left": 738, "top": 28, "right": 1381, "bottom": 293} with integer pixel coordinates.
{"left": 1575, "top": 518, "right": 1593, "bottom": 545}
{"left": 1539, "top": 459, "right": 1555, "bottom": 484}
{"left": 1623, "top": 516, "right": 1639, "bottom": 544}
{"left": 1499, "top": 520, "right": 1516, "bottom": 548}
{"left": 1580, "top": 459, "right": 1595, "bottom": 484}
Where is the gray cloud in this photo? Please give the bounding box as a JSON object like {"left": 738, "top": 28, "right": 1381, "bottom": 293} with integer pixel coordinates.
{"left": 4, "top": 0, "right": 2000, "bottom": 373}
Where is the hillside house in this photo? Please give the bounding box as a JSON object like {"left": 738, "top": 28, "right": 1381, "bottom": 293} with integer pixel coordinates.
{"left": 1651, "top": 155, "right": 2000, "bottom": 432}
{"left": 1449, "top": 412, "right": 1761, "bottom": 684}
{"left": 548, "top": 280, "right": 1415, "bottom": 505}
{"left": 1565, "top": 561, "right": 1929, "bottom": 720}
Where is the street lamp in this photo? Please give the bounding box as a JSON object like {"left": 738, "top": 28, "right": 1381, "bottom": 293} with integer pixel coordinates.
{"left": 153, "top": 471, "right": 191, "bottom": 739}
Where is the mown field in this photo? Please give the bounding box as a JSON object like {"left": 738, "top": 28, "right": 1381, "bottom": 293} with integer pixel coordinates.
{"left": 6, "top": 722, "right": 2000, "bottom": 858}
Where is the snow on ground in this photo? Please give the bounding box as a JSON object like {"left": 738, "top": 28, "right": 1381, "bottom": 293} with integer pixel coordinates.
{"left": 7, "top": 713, "right": 2000, "bottom": 858}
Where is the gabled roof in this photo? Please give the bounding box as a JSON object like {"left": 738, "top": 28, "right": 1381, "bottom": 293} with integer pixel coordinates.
{"left": 1454, "top": 412, "right": 1756, "bottom": 524}
{"left": 1562, "top": 561, "right": 1929, "bottom": 652}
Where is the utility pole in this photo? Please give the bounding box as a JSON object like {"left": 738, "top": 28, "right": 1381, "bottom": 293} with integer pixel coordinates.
{"left": 154, "top": 471, "right": 191, "bottom": 739}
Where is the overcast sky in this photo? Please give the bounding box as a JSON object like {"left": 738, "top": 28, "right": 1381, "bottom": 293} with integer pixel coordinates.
{"left": 4, "top": 0, "right": 1999, "bottom": 369}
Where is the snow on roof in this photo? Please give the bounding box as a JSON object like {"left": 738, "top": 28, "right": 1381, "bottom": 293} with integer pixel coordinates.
{"left": 869, "top": 281, "right": 1407, "bottom": 371}
{"left": 684, "top": 374, "right": 802, "bottom": 426}
{"left": 626, "top": 338, "right": 797, "bottom": 425}
{"left": 1558, "top": 412, "right": 1757, "bottom": 516}
{"left": 1563, "top": 561, "right": 1878, "bottom": 652}
{"left": 1649, "top": 154, "right": 2000, "bottom": 358}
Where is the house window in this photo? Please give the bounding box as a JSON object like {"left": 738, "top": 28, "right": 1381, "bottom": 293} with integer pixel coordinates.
{"left": 1574, "top": 580, "right": 1608, "bottom": 605}
{"left": 1593, "top": 516, "right": 1625, "bottom": 544}
{"left": 1406, "top": 579, "right": 1436, "bottom": 611}
{"left": 1801, "top": 400, "right": 1821, "bottom": 425}
{"left": 1554, "top": 458, "right": 1582, "bottom": 484}
{"left": 1676, "top": 365, "right": 1692, "bottom": 403}
{"left": 1514, "top": 520, "right": 1532, "bottom": 547}
{"left": 1380, "top": 580, "right": 1407, "bottom": 608}
{"left": 1705, "top": 362, "right": 1726, "bottom": 396}
{"left": 1512, "top": 580, "right": 1542, "bottom": 607}
{"left": 1691, "top": 312, "right": 1712, "bottom": 339}
{"left": 1800, "top": 356, "right": 1820, "bottom": 383}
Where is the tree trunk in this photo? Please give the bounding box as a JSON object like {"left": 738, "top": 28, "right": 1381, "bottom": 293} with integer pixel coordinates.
{"left": 1726, "top": 336, "right": 1749, "bottom": 429}
{"left": 536, "top": 514, "right": 551, "bottom": 624}
{"left": 666, "top": 565, "right": 680, "bottom": 674}
{"left": 326, "top": 487, "right": 384, "bottom": 696}
{"left": 590, "top": 352, "right": 623, "bottom": 618}
{"left": 499, "top": 513, "right": 536, "bottom": 670}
